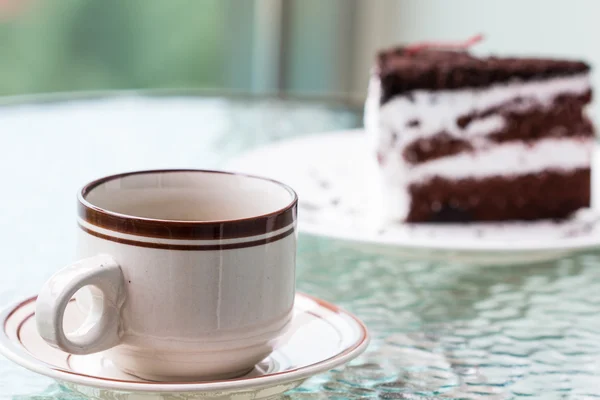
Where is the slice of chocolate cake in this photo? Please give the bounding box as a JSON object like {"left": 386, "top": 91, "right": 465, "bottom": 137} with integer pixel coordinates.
{"left": 365, "top": 44, "right": 595, "bottom": 223}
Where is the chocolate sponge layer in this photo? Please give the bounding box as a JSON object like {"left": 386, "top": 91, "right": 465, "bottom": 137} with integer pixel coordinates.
{"left": 406, "top": 169, "right": 591, "bottom": 223}
{"left": 377, "top": 49, "right": 590, "bottom": 104}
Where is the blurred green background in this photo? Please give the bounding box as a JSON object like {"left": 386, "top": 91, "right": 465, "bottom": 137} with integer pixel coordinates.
{"left": 0, "top": 0, "right": 242, "bottom": 96}
{"left": 0, "top": 0, "right": 358, "bottom": 98}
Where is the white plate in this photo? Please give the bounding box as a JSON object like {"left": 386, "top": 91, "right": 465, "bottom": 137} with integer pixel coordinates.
{"left": 0, "top": 293, "right": 369, "bottom": 400}
{"left": 228, "top": 130, "right": 600, "bottom": 265}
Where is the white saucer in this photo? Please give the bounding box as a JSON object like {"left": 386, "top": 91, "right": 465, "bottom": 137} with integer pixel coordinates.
{"left": 228, "top": 129, "right": 600, "bottom": 265}
{"left": 0, "top": 293, "right": 368, "bottom": 399}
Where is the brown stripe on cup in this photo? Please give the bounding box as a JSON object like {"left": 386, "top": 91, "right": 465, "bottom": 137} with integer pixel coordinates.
{"left": 78, "top": 223, "right": 296, "bottom": 251}
{"left": 78, "top": 169, "right": 298, "bottom": 240}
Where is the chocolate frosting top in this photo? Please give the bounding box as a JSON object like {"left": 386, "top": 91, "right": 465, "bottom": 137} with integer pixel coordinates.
{"left": 376, "top": 48, "right": 590, "bottom": 104}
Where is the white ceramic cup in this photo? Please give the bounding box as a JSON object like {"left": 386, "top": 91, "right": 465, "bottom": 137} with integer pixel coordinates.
{"left": 35, "top": 169, "right": 298, "bottom": 381}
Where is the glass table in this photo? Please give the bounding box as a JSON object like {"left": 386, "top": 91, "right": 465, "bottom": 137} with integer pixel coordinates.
{"left": 1, "top": 92, "right": 600, "bottom": 399}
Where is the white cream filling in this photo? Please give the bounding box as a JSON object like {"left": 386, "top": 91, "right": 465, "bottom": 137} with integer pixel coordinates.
{"left": 378, "top": 136, "right": 594, "bottom": 187}
{"left": 379, "top": 137, "right": 594, "bottom": 220}
{"left": 365, "top": 73, "right": 592, "bottom": 154}
{"left": 364, "top": 74, "right": 383, "bottom": 152}
{"left": 406, "top": 137, "right": 593, "bottom": 183}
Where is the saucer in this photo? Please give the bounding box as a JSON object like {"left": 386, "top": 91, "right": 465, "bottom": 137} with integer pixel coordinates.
{"left": 0, "top": 293, "right": 368, "bottom": 399}
{"left": 228, "top": 129, "right": 600, "bottom": 265}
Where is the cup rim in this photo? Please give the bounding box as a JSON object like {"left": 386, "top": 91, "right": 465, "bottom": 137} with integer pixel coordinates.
{"left": 77, "top": 169, "right": 298, "bottom": 240}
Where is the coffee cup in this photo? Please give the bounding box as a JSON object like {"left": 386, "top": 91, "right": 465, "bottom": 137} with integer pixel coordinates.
{"left": 35, "top": 169, "right": 297, "bottom": 381}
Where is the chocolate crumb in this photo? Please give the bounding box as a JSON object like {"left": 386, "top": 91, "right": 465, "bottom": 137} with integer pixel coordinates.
{"left": 457, "top": 114, "right": 474, "bottom": 129}
{"left": 318, "top": 180, "right": 331, "bottom": 190}
{"left": 407, "top": 119, "right": 420, "bottom": 128}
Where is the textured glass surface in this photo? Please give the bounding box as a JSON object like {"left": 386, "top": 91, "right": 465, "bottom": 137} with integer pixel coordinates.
{"left": 2, "top": 94, "right": 600, "bottom": 399}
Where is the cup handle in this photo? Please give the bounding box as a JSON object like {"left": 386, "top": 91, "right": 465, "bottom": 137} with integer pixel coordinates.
{"left": 35, "top": 254, "right": 126, "bottom": 355}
